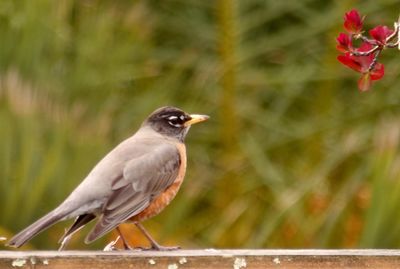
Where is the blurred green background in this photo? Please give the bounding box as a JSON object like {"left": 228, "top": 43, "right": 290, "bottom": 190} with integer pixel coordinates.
{"left": 1, "top": 0, "right": 400, "bottom": 250}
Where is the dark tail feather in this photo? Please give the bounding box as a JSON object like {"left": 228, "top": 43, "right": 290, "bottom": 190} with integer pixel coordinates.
{"left": 58, "top": 214, "right": 96, "bottom": 244}
{"left": 6, "top": 211, "right": 66, "bottom": 248}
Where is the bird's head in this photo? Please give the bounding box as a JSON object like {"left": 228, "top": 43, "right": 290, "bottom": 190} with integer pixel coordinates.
{"left": 144, "top": 106, "right": 209, "bottom": 141}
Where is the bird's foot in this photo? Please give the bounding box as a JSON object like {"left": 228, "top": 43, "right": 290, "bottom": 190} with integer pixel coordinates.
{"left": 133, "top": 222, "right": 180, "bottom": 251}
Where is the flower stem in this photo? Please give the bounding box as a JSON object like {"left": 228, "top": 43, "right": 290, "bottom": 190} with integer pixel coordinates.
{"left": 368, "top": 49, "right": 381, "bottom": 72}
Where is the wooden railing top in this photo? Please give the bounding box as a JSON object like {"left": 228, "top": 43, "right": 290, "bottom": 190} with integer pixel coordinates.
{"left": 1, "top": 249, "right": 400, "bottom": 268}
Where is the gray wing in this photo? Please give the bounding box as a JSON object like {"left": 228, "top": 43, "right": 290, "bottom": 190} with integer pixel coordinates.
{"left": 85, "top": 143, "right": 181, "bottom": 243}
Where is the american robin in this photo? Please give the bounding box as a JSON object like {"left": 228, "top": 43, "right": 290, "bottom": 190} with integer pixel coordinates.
{"left": 6, "top": 106, "right": 208, "bottom": 250}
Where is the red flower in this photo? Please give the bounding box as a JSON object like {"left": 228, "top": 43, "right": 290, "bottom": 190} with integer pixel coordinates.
{"left": 344, "top": 9, "right": 364, "bottom": 35}
{"left": 337, "top": 42, "right": 384, "bottom": 92}
{"left": 369, "top": 25, "right": 394, "bottom": 46}
{"left": 336, "top": 33, "right": 352, "bottom": 53}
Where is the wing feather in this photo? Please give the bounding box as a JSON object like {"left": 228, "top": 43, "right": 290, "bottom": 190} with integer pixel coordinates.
{"left": 85, "top": 142, "right": 181, "bottom": 243}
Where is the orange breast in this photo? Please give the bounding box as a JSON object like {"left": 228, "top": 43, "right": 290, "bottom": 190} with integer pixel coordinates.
{"left": 130, "top": 142, "right": 187, "bottom": 222}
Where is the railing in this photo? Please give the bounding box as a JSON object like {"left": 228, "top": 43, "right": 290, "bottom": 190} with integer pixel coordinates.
{"left": 1, "top": 249, "right": 400, "bottom": 268}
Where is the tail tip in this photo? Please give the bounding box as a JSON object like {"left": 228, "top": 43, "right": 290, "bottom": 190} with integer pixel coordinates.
{"left": 4, "top": 236, "right": 24, "bottom": 248}
{"left": 4, "top": 241, "right": 18, "bottom": 248}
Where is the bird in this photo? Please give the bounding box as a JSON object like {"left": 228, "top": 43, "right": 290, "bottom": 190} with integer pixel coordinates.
{"left": 6, "top": 106, "right": 209, "bottom": 250}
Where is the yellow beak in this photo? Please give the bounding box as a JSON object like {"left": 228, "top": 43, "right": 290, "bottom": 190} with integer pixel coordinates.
{"left": 184, "top": 114, "right": 209, "bottom": 126}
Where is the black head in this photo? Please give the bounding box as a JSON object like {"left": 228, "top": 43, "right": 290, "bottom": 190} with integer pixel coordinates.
{"left": 144, "top": 106, "right": 209, "bottom": 141}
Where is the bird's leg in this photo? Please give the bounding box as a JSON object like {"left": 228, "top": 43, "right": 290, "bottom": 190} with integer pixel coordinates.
{"left": 103, "top": 227, "right": 148, "bottom": 251}
{"left": 135, "top": 222, "right": 180, "bottom": 251}
{"left": 116, "top": 226, "right": 134, "bottom": 250}
{"left": 103, "top": 227, "right": 136, "bottom": 251}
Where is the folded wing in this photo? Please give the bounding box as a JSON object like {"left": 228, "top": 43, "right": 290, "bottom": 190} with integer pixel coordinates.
{"left": 85, "top": 143, "right": 180, "bottom": 243}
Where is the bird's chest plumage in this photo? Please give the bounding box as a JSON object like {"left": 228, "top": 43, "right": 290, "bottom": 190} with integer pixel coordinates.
{"left": 131, "top": 142, "right": 187, "bottom": 222}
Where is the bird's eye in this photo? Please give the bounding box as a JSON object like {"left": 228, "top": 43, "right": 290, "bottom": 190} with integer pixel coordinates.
{"left": 167, "top": 115, "right": 184, "bottom": 127}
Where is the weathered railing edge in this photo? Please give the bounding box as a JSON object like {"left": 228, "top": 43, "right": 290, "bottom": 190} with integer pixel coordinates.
{"left": 2, "top": 249, "right": 400, "bottom": 269}
{"left": 2, "top": 249, "right": 400, "bottom": 258}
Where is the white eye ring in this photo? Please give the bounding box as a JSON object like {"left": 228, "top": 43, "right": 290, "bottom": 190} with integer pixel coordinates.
{"left": 168, "top": 116, "right": 178, "bottom": 121}
{"left": 167, "top": 115, "right": 183, "bottom": 128}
